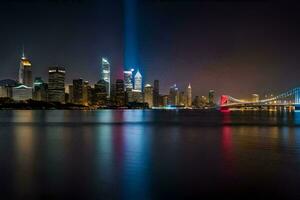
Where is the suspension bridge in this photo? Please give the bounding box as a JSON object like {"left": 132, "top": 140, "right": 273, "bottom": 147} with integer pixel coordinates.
{"left": 219, "top": 87, "right": 300, "bottom": 111}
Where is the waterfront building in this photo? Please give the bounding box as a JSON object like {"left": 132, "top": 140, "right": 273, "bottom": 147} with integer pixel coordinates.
{"left": 68, "top": 85, "right": 74, "bottom": 103}
{"left": 101, "top": 58, "right": 110, "bottom": 98}
{"left": 179, "top": 91, "right": 187, "bottom": 106}
{"left": 252, "top": 94, "right": 259, "bottom": 102}
{"left": 19, "top": 50, "right": 32, "bottom": 87}
{"left": 134, "top": 70, "right": 142, "bottom": 92}
{"left": 162, "top": 95, "right": 169, "bottom": 107}
{"left": 83, "top": 81, "right": 91, "bottom": 106}
{"left": 208, "top": 90, "right": 215, "bottom": 105}
{"left": 115, "top": 79, "right": 125, "bottom": 107}
{"left": 48, "top": 67, "right": 66, "bottom": 103}
{"left": 12, "top": 84, "right": 32, "bottom": 101}
{"left": 124, "top": 69, "right": 134, "bottom": 91}
{"left": 73, "top": 79, "right": 83, "bottom": 105}
{"left": 187, "top": 83, "right": 192, "bottom": 107}
{"left": 153, "top": 80, "right": 159, "bottom": 107}
{"left": 33, "top": 77, "right": 47, "bottom": 101}
{"left": 0, "top": 79, "right": 17, "bottom": 98}
{"left": 144, "top": 84, "right": 153, "bottom": 108}
{"left": 169, "top": 84, "right": 179, "bottom": 106}
{"left": 126, "top": 89, "right": 143, "bottom": 104}
{"left": 92, "top": 79, "right": 108, "bottom": 106}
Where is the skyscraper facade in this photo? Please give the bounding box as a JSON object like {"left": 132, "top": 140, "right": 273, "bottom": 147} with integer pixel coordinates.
{"left": 33, "top": 77, "right": 47, "bottom": 101}
{"left": 92, "top": 79, "right": 108, "bottom": 106}
{"left": 124, "top": 70, "right": 134, "bottom": 91}
{"left": 144, "top": 84, "right": 153, "bottom": 108}
{"left": 83, "top": 81, "right": 91, "bottom": 106}
{"left": 48, "top": 67, "right": 66, "bottom": 103}
{"left": 134, "top": 70, "right": 142, "bottom": 92}
{"left": 19, "top": 51, "right": 32, "bottom": 87}
{"left": 73, "top": 79, "right": 83, "bottom": 104}
{"left": 101, "top": 58, "right": 110, "bottom": 97}
{"left": 169, "top": 84, "right": 179, "bottom": 106}
{"left": 115, "top": 79, "right": 125, "bottom": 107}
{"left": 153, "top": 80, "right": 159, "bottom": 107}
{"left": 187, "top": 83, "right": 192, "bottom": 107}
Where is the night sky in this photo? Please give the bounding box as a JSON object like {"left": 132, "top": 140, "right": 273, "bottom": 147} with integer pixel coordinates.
{"left": 0, "top": 0, "right": 300, "bottom": 98}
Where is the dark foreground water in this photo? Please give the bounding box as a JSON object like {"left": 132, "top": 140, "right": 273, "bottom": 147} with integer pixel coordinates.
{"left": 1, "top": 110, "right": 300, "bottom": 199}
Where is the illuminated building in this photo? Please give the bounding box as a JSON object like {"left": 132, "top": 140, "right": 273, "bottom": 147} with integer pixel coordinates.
{"left": 101, "top": 58, "right": 110, "bottom": 97}
{"left": 169, "top": 84, "right": 179, "bottom": 106}
{"left": 134, "top": 70, "right": 142, "bottom": 92}
{"left": 126, "top": 89, "right": 143, "bottom": 103}
{"left": 144, "top": 84, "right": 153, "bottom": 108}
{"left": 208, "top": 90, "right": 215, "bottom": 105}
{"left": 83, "top": 81, "right": 91, "bottom": 106}
{"left": 68, "top": 85, "right": 74, "bottom": 103}
{"left": 187, "top": 83, "right": 192, "bottom": 107}
{"left": 252, "top": 94, "right": 259, "bottom": 102}
{"left": 48, "top": 67, "right": 66, "bottom": 103}
{"left": 179, "top": 91, "right": 187, "bottom": 106}
{"left": 12, "top": 84, "right": 32, "bottom": 101}
{"left": 0, "top": 79, "right": 17, "bottom": 98}
{"left": 115, "top": 79, "right": 125, "bottom": 107}
{"left": 73, "top": 79, "right": 83, "bottom": 105}
{"left": 92, "top": 79, "right": 108, "bottom": 106}
{"left": 162, "top": 95, "right": 168, "bottom": 107}
{"left": 124, "top": 69, "right": 134, "bottom": 91}
{"left": 33, "top": 77, "right": 47, "bottom": 101}
{"left": 19, "top": 49, "right": 32, "bottom": 87}
{"left": 153, "top": 80, "right": 159, "bottom": 107}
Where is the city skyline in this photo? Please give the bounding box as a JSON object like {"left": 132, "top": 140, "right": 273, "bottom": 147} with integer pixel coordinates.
{"left": 0, "top": 1, "right": 299, "bottom": 98}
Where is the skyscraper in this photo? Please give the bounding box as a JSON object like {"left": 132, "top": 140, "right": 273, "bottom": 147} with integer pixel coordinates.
{"left": 73, "top": 79, "right": 83, "bottom": 104}
{"left": 144, "top": 84, "right": 153, "bottom": 108}
{"left": 169, "top": 84, "right": 179, "bottom": 106}
{"left": 92, "top": 79, "right": 108, "bottom": 106}
{"left": 124, "top": 69, "right": 134, "bottom": 91}
{"left": 187, "top": 83, "right": 192, "bottom": 107}
{"left": 19, "top": 49, "right": 32, "bottom": 87}
{"left": 48, "top": 67, "right": 66, "bottom": 103}
{"left": 134, "top": 70, "right": 142, "bottom": 92}
{"left": 153, "top": 80, "right": 159, "bottom": 107}
{"left": 101, "top": 58, "right": 110, "bottom": 97}
{"left": 115, "top": 79, "right": 125, "bottom": 107}
{"left": 83, "top": 81, "right": 91, "bottom": 106}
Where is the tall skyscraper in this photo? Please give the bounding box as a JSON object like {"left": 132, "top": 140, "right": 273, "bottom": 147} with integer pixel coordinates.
{"left": 73, "top": 79, "right": 83, "bottom": 104}
{"left": 169, "top": 84, "right": 179, "bottom": 106}
{"left": 208, "top": 90, "right": 215, "bottom": 105}
{"left": 144, "top": 84, "right": 153, "bottom": 108}
{"left": 187, "top": 83, "right": 192, "bottom": 107}
{"left": 134, "top": 70, "right": 142, "bottom": 92}
{"left": 19, "top": 49, "right": 32, "bottom": 87}
{"left": 153, "top": 80, "right": 159, "bottom": 107}
{"left": 124, "top": 69, "right": 134, "bottom": 91}
{"left": 101, "top": 58, "right": 110, "bottom": 97}
{"left": 48, "top": 67, "right": 66, "bottom": 103}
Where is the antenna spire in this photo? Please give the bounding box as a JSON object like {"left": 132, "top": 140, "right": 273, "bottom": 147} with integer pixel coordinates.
{"left": 22, "top": 44, "right": 25, "bottom": 59}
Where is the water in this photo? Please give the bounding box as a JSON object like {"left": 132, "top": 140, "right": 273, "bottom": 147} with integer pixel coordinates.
{"left": 0, "top": 110, "right": 300, "bottom": 199}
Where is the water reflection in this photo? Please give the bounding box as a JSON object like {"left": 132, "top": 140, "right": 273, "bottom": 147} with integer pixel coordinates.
{"left": 2, "top": 110, "right": 300, "bottom": 199}
{"left": 13, "top": 125, "right": 36, "bottom": 199}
